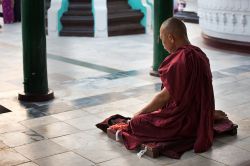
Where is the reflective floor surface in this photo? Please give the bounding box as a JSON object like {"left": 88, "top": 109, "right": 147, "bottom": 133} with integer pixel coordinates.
{"left": 0, "top": 22, "right": 250, "bottom": 166}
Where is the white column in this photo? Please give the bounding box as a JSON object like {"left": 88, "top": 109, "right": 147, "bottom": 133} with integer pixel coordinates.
{"left": 48, "top": 0, "right": 63, "bottom": 36}
{"left": 93, "top": 0, "right": 108, "bottom": 37}
{"left": 198, "top": 0, "right": 250, "bottom": 42}
{"left": 141, "top": 0, "right": 152, "bottom": 33}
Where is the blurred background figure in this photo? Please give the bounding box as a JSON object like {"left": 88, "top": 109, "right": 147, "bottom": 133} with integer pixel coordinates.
{"left": 177, "top": 0, "right": 187, "bottom": 12}
{"left": 2, "top": 0, "right": 14, "bottom": 24}
{"left": 0, "top": 0, "right": 3, "bottom": 28}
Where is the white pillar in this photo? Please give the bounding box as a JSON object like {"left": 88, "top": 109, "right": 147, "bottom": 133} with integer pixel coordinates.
{"left": 93, "top": 0, "right": 108, "bottom": 37}
{"left": 48, "top": 0, "right": 63, "bottom": 36}
{"left": 141, "top": 0, "right": 152, "bottom": 33}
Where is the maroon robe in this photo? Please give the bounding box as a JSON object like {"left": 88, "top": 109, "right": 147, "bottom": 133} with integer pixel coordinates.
{"left": 121, "top": 44, "right": 215, "bottom": 153}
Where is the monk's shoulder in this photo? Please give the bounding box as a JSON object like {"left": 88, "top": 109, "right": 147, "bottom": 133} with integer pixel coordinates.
{"left": 160, "top": 45, "right": 204, "bottom": 70}
{"left": 180, "top": 45, "right": 209, "bottom": 63}
{"left": 170, "top": 48, "right": 190, "bottom": 65}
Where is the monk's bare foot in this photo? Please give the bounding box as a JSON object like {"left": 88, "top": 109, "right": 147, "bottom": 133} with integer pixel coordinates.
{"left": 214, "top": 110, "right": 228, "bottom": 121}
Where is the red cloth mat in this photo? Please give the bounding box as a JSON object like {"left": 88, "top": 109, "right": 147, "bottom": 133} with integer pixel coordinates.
{"left": 96, "top": 114, "right": 238, "bottom": 159}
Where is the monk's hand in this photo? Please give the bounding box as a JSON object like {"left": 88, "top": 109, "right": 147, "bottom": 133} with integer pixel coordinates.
{"left": 133, "top": 111, "right": 143, "bottom": 118}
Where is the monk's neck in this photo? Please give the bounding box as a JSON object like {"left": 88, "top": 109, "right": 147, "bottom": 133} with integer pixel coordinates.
{"left": 171, "top": 40, "right": 191, "bottom": 53}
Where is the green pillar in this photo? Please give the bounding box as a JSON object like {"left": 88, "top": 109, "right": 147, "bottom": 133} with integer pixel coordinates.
{"left": 150, "top": 0, "right": 173, "bottom": 77}
{"left": 18, "top": 0, "right": 54, "bottom": 102}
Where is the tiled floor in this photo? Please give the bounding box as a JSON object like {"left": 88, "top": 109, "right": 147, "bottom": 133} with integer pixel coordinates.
{"left": 0, "top": 22, "right": 250, "bottom": 166}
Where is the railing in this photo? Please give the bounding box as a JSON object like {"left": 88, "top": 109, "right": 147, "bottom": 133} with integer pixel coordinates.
{"left": 198, "top": 0, "right": 250, "bottom": 42}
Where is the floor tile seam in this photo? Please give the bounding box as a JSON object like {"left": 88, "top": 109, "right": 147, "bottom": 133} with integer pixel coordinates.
{"left": 214, "top": 86, "right": 250, "bottom": 94}
{"left": 217, "top": 100, "right": 250, "bottom": 111}
{"left": 35, "top": 108, "right": 79, "bottom": 116}
{"left": 71, "top": 96, "right": 132, "bottom": 111}
{"left": 71, "top": 151, "right": 98, "bottom": 165}
{"left": 6, "top": 147, "right": 31, "bottom": 165}
{"left": 72, "top": 82, "right": 160, "bottom": 99}
{"left": 217, "top": 75, "right": 250, "bottom": 82}
{"left": 48, "top": 83, "right": 160, "bottom": 114}
{"left": 0, "top": 127, "right": 27, "bottom": 135}
{"left": 231, "top": 144, "right": 250, "bottom": 153}
{"left": 32, "top": 127, "right": 81, "bottom": 139}
{"left": 47, "top": 53, "right": 124, "bottom": 74}
{"left": 3, "top": 139, "right": 44, "bottom": 149}
{"left": 222, "top": 76, "right": 250, "bottom": 84}
{"left": 13, "top": 161, "right": 33, "bottom": 166}
{"left": 91, "top": 153, "right": 149, "bottom": 165}
{"left": 197, "top": 154, "right": 229, "bottom": 166}
{"left": 11, "top": 135, "right": 52, "bottom": 147}
{"left": 18, "top": 118, "right": 63, "bottom": 129}
{"left": 14, "top": 140, "right": 71, "bottom": 160}
{"left": 31, "top": 150, "right": 72, "bottom": 163}
{"left": 61, "top": 120, "right": 93, "bottom": 131}
{"left": 213, "top": 70, "right": 250, "bottom": 80}
{"left": 0, "top": 129, "right": 45, "bottom": 143}
{"left": 72, "top": 149, "right": 117, "bottom": 165}
{"left": 214, "top": 139, "right": 250, "bottom": 152}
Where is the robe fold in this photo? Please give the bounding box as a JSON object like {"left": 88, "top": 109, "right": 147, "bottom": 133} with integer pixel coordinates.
{"left": 122, "top": 44, "right": 215, "bottom": 153}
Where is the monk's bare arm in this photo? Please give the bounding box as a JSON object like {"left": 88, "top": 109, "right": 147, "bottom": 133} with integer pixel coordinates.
{"left": 134, "top": 88, "right": 170, "bottom": 116}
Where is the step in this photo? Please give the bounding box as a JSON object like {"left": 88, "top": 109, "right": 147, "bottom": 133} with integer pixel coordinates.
{"left": 107, "top": 1, "right": 131, "bottom": 10}
{"left": 107, "top": 0, "right": 127, "bottom": 2}
{"left": 61, "top": 16, "right": 94, "bottom": 26}
{"left": 63, "top": 10, "right": 93, "bottom": 16}
{"left": 69, "top": 0, "right": 91, "bottom": 3}
{"left": 108, "top": 23, "right": 145, "bottom": 36}
{"left": 60, "top": 27, "right": 94, "bottom": 37}
{"left": 108, "top": 11, "right": 144, "bottom": 24}
{"left": 108, "top": 9, "right": 141, "bottom": 14}
{"left": 68, "top": 3, "right": 92, "bottom": 11}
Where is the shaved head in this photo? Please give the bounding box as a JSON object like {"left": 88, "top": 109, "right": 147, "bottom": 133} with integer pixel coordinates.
{"left": 160, "top": 17, "right": 188, "bottom": 39}
{"left": 160, "top": 17, "right": 190, "bottom": 53}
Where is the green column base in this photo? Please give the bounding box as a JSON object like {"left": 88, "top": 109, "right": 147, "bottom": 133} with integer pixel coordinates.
{"left": 18, "top": 90, "right": 54, "bottom": 102}
{"left": 149, "top": 69, "right": 159, "bottom": 77}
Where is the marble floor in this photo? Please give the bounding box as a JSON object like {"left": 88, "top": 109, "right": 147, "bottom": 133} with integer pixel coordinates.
{"left": 0, "top": 22, "right": 250, "bottom": 166}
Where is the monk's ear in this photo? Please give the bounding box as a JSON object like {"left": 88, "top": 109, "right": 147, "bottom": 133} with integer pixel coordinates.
{"left": 168, "top": 34, "right": 174, "bottom": 44}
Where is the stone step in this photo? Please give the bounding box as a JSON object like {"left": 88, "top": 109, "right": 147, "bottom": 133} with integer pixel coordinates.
{"left": 60, "top": 27, "right": 94, "bottom": 37}
{"left": 63, "top": 10, "right": 93, "bottom": 16}
{"left": 69, "top": 0, "right": 91, "bottom": 3}
{"left": 108, "top": 23, "right": 145, "bottom": 36}
{"left": 108, "top": 11, "right": 144, "bottom": 25}
{"left": 107, "top": 0, "right": 145, "bottom": 36}
{"left": 108, "top": 8, "right": 141, "bottom": 14}
{"left": 107, "top": 1, "right": 131, "bottom": 11}
{"left": 107, "top": 0, "right": 127, "bottom": 2}
{"left": 60, "top": 0, "right": 94, "bottom": 37}
{"left": 68, "top": 3, "right": 92, "bottom": 11}
{"left": 61, "top": 16, "right": 94, "bottom": 26}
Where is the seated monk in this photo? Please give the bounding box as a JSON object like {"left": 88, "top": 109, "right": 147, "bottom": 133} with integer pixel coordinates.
{"left": 96, "top": 17, "right": 236, "bottom": 158}
{"left": 121, "top": 17, "right": 227, "bottom": 153}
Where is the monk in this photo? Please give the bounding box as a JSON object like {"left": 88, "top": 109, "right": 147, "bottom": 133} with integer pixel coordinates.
{"left": 96, "top": 17, "right": 235, "bottom": 158}
{"left": 122, "top": 17, "right": 223, "bottom": 153}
